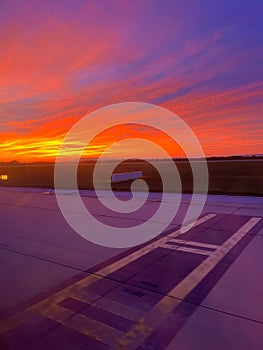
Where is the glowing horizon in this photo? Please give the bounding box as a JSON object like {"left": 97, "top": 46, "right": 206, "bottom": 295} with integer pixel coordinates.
{"left": 1, "top": 1, "right": 262, "bottom": 162}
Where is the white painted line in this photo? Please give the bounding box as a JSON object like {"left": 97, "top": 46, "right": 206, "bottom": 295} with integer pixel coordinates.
{"left": 160, "top": 243, "right": 211, "bottom": 256}
{"left": 98, "top": 214, "right": 216, "bottom": 278}
{"left": 116, "top": 217, "right": 261, "bottom": 350}
{"left": 168, "top": 217, "right": 261, "bottom": 299}
{"left": 169, "top": 238, "right": 218, "bottom": 250}
{"left": 0, "top": 214, "right": 216, "bottom": 336}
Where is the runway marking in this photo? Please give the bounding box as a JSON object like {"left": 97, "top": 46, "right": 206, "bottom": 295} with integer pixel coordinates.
{"left": 39, "top": 304, "right": 123, "bottom": 346}
{"left": 161, "top": 238, "right": 219, "bottom": 256}
{"left": 71, "top": 291, "right": 146, "bottom": 322}
{"left": 115, "top": 216, "right": 261, "bottom": 349}
{"left": 0, "top": 213, "right": 215, "bottom": 337}
{"left": 1, "top": 214, "right": 261, "bottom": 350}
{"left": 97, "top": 214, "right": 217, "bottom": 278}
{"left": 169, "top": 216, "right": 261, "bottom": 299}
{"left": 116, "top": 296, "right": 180, "bottom": 350}
{"left": 159, "top": 243, "right": 212, "bottom": 256}
{"left": 168, "top": 238, "right": 219, "bottom": 250}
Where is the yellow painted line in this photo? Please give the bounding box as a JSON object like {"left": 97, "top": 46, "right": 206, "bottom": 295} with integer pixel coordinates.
{"left": 169, "top": 238, "right": 218, "bottom": 250}
{"left": 94, "top": 297, "right": 146, "bottom": 322}
{"left": 68, "top": 289, "right": 101, "bottom": 305}
{"left": 39, "top": 304, "right": 123, "bottom": 346}
{"left": 0, "top": 213, "right": 215, "bottom": 337}
{"left": 160, "top": 243, "right": 211, "bottom": 256}
{"left": 70, "top": 289, "right": 145, "bottom": 322}
{"left": 116, "top": 217, "right": 261, "bottom": 349}
{"left": 0, "top": 310, "right": 35, "bottom": 337}
{"left": 70, "top": 291, "right": 145, "bottom": 321}
{"left": 0, "top": 274, "right": 102, "bottom": 336}
{"left": 116, "top": 296, "right": 180, "bottom": 350}
{"left": 37, "top": 304, "right": 75, "bottom": 322}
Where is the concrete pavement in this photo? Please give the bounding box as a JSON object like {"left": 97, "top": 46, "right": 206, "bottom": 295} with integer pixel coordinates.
{"left": 0, "top": 186, "right": 262, "bottom": 349}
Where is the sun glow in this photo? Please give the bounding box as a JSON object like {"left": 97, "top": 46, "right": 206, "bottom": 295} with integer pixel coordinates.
{"left": 0, "top": 137, "right": 109, "bottom": 162}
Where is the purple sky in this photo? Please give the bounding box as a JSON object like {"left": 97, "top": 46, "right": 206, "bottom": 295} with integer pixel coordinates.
{"left": 0, "top": 0, "right": 262, "bottom": 160}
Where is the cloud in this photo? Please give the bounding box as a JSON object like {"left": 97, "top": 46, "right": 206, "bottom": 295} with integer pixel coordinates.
{"left": 0, "top": 0, "right": 262, "bottom": 160}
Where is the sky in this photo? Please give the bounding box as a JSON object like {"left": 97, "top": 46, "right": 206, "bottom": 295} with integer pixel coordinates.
{"left": 0, "top": 0, "right": 262, "bottom": 161}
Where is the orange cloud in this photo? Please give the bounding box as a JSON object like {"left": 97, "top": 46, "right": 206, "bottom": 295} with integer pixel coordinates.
{"left": 0, "top": 1, "right": 262, "bottom": 161}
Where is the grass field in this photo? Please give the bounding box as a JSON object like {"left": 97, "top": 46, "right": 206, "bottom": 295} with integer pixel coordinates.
{"left": 0, "top": 159, "right": 262, "bottom": 196}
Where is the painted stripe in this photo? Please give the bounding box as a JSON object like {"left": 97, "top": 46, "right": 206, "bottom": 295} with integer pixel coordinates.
{"left": 37, "top": 303, "right": 75, "bottom": 322}
{"left": 94, "top": 297, "right": 146, "bottom": 322}
{"left": 68, "top": 289, "right": 101, "bottom": 305}
{"left": 69, "top": 290, "right": 145, "bottom": 322}
{"left": 160, "top": 243, "right": 211, "bottom": 256}
{"left": 169, "top": 238, "right": 218, "bottom": 250}
{"left": 115, "top": 296, "right": 180, "bottom": 350}
{"left": 98, "top": 214, "right": 216, "bottom": 277}
{"left": 115, "top": 217, "right": 261, "bottom": 349}
{"left": 0, "top": 275, "right": 102, "bottom": 335}
{"left": 0, "top": 213, "right": 216, "bottom": 337}
{"left": 39, "top": 304, "right": 123, "bottom": 346}
{"left": 169, "top": 217, "right": 261, "bottom": 299}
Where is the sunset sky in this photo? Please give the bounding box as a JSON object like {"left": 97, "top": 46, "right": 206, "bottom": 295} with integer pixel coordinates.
{"left": 0, "top": 0, "right": 262, "bottom": 161}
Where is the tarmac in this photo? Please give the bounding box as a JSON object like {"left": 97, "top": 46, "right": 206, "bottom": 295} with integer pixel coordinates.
{"left": 0, "top": 186, "right": 262, "bottom": 349}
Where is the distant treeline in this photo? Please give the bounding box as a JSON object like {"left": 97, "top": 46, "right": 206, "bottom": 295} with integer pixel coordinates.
{"left": 1, "top": 154, "right": 263, "bottom": 166}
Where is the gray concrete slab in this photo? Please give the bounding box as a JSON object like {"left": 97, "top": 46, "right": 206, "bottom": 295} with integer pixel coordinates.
{"left": 0, "top": 201, "right": 127, "bottom": 270}
{"left": 200, "top": 235, "right": 263, "bottom": 322}
{"left": 0, "top": 249, "right": 79, "bottom": 312}
{"left": 202, "top": 204, "right": 239, "bottom": 215}
{"left": 166, "top": 303, "right": 263, "bottom": 350}
{"left": 233, "top": 207, "right": 263, "bottom": 217}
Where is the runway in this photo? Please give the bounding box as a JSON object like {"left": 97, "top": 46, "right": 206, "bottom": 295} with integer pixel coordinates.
{"left": 0, "top": 187, "right": 262, "bottom": 349}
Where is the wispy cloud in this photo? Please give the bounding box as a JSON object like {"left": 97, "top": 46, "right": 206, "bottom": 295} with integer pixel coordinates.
{"left": 0, "top": 0, "right": 262, "bottom": 160}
